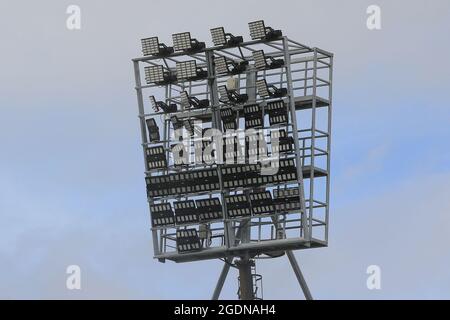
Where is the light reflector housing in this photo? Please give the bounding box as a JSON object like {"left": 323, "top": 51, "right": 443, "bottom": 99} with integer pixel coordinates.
{"left": 150, "top": 203, "right": 175, "bottom": 227}
{"left": 146, "top": 146, "right": 167, "bottom": 169}
{"left": 176, "top": 229, "right": 202, "bottom": 253}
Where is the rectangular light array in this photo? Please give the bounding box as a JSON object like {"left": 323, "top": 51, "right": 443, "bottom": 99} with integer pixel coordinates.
{"left": 252, "top": 50, "right": 267, "bottom": 69}
{"left": 172, "top": 32, "right": 192, "bottom": 51}
{"left": 146, "top": 146, "right": 167, "bottom": 169}
{"left": 266, "top": 100, "right": 288, "bottom": 125}
{"left": 274, "top": 188, "right": 302, "bottom": 212}
{"left": 249, "top": 191, "right": 275, "bottom": 215}
{"left": 176, "top": 60, "right": 198, "bottom": 80}
{"left": 223, "top": 136, "right": 243, "bottom": 163}
{"left": 271, "top": 129, "right": 294, "bottom": 154}
{"left": 145, "top": 118, "right": 160, "bottom": 142}
{"left": 246, "top": 132, "right": 268, "bottom": 159}
{"left": 146, "top": 169, "right": 220, "bottom": 198}
{"left": 218, "top": 85, "right": 230, "bottom": 103}
{"left": 256, "top": 79, "right": 271, "bottom": 98}
{"left": 174, "top": 200, "right": 198, "bottom": 224}
{"left": 210, "top": 27, "right": 227, "bottom": 46}
{"left": 141, "top": 37, "right": 160, "bottom": 56}
{"left": 150, "top": 203, "right": 175, "bottom": 227}
{"left": 180, "top": 91, "right": 191, "bottom": 109}
{"left": 221, "top": 165, "right": 246, "bottom": 189}
{"left": 144, "top": 65, "right": 165, "bottom": 84}
{"left": 176, "top": 229, "right": 202, "bottom": 253}
{"left": 220, "top": 108, "right": 237, "bottom": 131}
{"left": 248, "top": 20, "right": 266, "bottom": 40}
{"left": 225, "top": 194, "right": 251, "bottom": 218}
{"left": 214, "top": 56, "right": 229, "bottom": 74}
{"left": 244, "top": 104, "right": 263, "bottom": 129}
{"left": 195, "top": 198, "right": 223, "bottom": 221}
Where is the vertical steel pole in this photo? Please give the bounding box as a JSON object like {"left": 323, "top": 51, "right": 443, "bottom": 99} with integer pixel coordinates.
{"left": 325, "top": 55, "right": 333, "bottom": 243}
{"left": 309, "top": 48, "right": 318, "bottom": 239}
{"left": 205, "top": 51, "right": 235, "bottom": 248}
{"left": 236, "top": 258, "right": 254, "bottom": 300}
{"left": 133, "top": 60, "right": 160, "bottom": 257}
{"left": 282, "top": 37, "right": 309, "bottom": 240}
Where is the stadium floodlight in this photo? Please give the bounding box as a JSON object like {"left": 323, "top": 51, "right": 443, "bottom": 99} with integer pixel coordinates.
{"left": 225, "top": 194, "right": 251, "bottom": 218}
{"left": 145, "top": 118, "right": 160, "bottom": 142}
{"left": 252, "top": 50, "right": 284, "bottom": 69}
{"left": 256, "top": 79, "right": 287, "bottom": 99}
{"left": 223, "top": 136, "right": 244, "bottom": 163}
{"left": 214, "top": 56, "right": 248, "bottom": 75}
{"left": 248, "top": 20, "right": 282, "bottom": 40}
{"left": 266, "top": 100, "right": 288, "bottom": 125}
{"left": 176, "top": 60, "right": 207, "bottom": 81}
{"left": 221, "top": 165, "right": 246, "bottom": 188}
{"left": 150, "top": 203, "right": 175, "bottom": 227}
{"left": 249, "top": 190, "right": 275, "bottom": 215}
{"left": 195, "top": 198, "right": 223, "bottom": 221}
{"left": 180, "top": 91, "right": 209, "bottom": 109}
{"left": 271, "top": 129, "right": 293, "bottom": 153}
{"left": 210, "top": 27, "right": 243, "bottom": 47}
{"left": 218, "top": 85, "right": 248, "bottom": 104}
{"left": 243, "top": 104, "right": 263, "bottom": 129}
{"left": 144, "top": 65, "right": 176, "bottom": 85}
{"left": 172, "top": 32, "right": 205, "bottom": 53}
{"left": 274, "top": 188, "right": 301, "bottom": 212}
{"left": 146, "top": 146, "right": 167, "bottom": 169}
{"left": 176, "top": 229, "right": 202, "bottom": 253}
{"left": 141, "top": 36, "right": 174, "bottom": 57}
{"left": 174, "top": 200, "right": 199, "bottom": 224}
{"left": 170, "top": 115, "right": 183, "bottom": 131}
{"left": 149, "top": 95, "right": 177, "bottom": 113}
{"left": 220, "top": 107, "right": 237, "bottom": 131}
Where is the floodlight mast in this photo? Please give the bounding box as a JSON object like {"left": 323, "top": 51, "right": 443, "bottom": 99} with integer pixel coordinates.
{"left": 132, "top": 21, "right": 334, "bottom": 300}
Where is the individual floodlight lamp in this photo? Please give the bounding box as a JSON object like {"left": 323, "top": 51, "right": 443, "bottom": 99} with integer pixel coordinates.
{"left": 221, "top": 165, "right": 246, "bottom": 188}
{"left": 174, "top": 200, "right": 198, "bottom": 224}
{"left": 225, "top": 194, "right": 251, "bottom": 218}
{"left": 145, "top": 118, "right": 160, "bottom": 142}
{"left": 176, "top": 60, "right": 207, "bottom": 81}
{"left": 144, "top": 65, "right": 176, "bottom": 85}
{"left": 270, "top": 129, "right": 293, "bottom": 153}
{"left": 150, "top": 203, "right": 175, "bottom": 227}
{"left": 248, "top": 20, "right": 282, "bottom": 40}
{"left": 146, "top": 146, "right": 167, "bottom": 169}
{"left": 252, "top": 50, "right": 284, "bottom": 69}
{"left": 266, "top": 100, "right": 288, "bottom": 125}
{"left": 256, "top": 79, "right": 287, "bottom": 99}
{"left": 274, "top": 188, "right": 301, "bottom": 212}
{"left": 214, "top": 56, "right": 248, "bottom": 75}
{"left": 170, "top": 115, "right": 183, "bottom": 131}
{"left": 220, "top": 107, "right": 237, "bottom": 131}
{"left": 172, "top": 32, "right": 205, "bottom": 53}
{"left": 249, "top": 190, "right": 275, "bottom": 215}
{"left": 180, "top": 91, "right": 209, "bottom": 109}
{"left": 210, "top": 27, "right": 243, "bottom": 47}
{"left": 141, "top": 36, "right": 174, "bottom": 56}
{"left": 195, "top": 198, "right": 223, "bottom": 221}
{"left": 176, "top": 229, "right": 202, "bottom": 253}
{"left": 149, "top": 95, "right": 177, "bottom": 113}
{"left": 218, "top": 85, "right": 248, "bottom": 104}
{"left": 243, "top": 104, "right": 263, "bottom": 129}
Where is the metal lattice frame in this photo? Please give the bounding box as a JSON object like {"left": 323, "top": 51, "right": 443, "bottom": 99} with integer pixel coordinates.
{"left": 132, "top": 36, "right": 333, "bottom": 264}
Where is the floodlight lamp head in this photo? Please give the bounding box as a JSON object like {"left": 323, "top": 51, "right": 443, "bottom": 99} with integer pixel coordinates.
{"left": 172, "top": 32, "right": 205, "bottom": 53}
{"left": 210, "top": 27, "right": 243, "bottom": 47}
{"left": 248, "top": 20, "right": 282, "bottom": 40}
{"left": 141, "top": 36, "right": 174, "bottom": 57}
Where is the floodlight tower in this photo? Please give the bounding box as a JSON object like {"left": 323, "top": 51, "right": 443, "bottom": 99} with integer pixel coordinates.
{"left": 132, "top": 20, "right": 333, "bottom": 300}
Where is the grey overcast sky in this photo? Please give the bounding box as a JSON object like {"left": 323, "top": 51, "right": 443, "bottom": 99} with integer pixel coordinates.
{"left": 0, "top": 0, "right": 450, "bottom": 299}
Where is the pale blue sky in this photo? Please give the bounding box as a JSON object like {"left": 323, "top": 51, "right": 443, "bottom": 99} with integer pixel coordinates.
{"left": 1, "top": 0, "right": 449, "bottom": 299}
